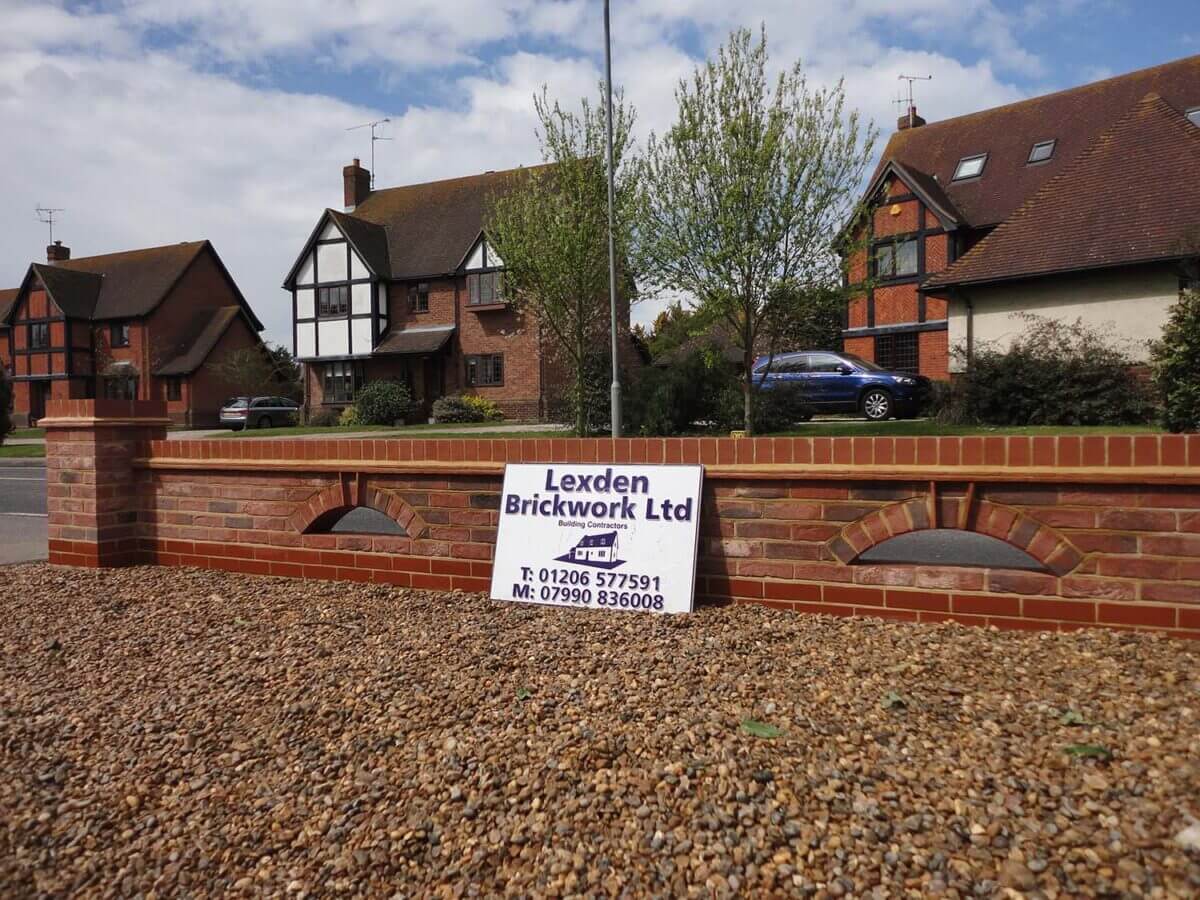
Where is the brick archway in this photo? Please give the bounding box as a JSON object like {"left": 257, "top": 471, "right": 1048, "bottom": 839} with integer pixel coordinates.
{"left": 827, "top": 494, "right": 1082, "bottom": 576}
{"left": 289, "top": 477, "right": 430, "bottom": 538}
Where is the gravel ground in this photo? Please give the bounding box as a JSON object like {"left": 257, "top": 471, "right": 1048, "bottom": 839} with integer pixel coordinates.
{"left": 1, "top": 565, "right": 1198, "bottom": 898}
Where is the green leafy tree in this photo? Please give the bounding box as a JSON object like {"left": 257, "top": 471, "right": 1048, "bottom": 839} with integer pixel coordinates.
{"left": 1152, "top": 281, "right": 1200, "bottom": 432}
{"left": 208, "top": 342, "right": 302, "bottom": 400}
{"left": 486, "top": 86, "right": 639, "bottom": 435}
{"left": 637, "top": 27, "right": 875, "bottom": 433}
{"left": 769, "top": 283, "right": 847, "bottom": 353}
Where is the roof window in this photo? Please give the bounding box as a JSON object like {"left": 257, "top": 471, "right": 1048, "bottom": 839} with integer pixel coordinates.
{"left": 1027, "top": 139, "right": 1056, "bottom": 163}
{"left": 1187, "top": 107, "right": 1200, "bottom": 127}
{"left": 952, "top": 153, "right": 987, "bottom": 181}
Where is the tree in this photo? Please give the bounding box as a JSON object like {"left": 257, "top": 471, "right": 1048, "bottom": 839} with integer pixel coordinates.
{"left": 637, "top": 27, "right": 875, "bottom": 433}
{"left": 486, "top": 86, "right": 639, "bottom": 435}
{"left": 208, "top": 342, "right": 302, "bottom": 400}
{"left": 1152, "top": 280, "right": 1200, "bottom": 433}
{"left": 769, "top": 282, "right": 847, "bottom": 354}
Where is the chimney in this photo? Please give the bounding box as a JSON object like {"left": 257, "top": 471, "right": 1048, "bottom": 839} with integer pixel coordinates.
{"left": 46, "top": 240, "right": 70, "bottom": 264}
{"left": 897, "top": 105, "right": 926, "bottom": 130}
{"left": 344, "top": 158, "right": 370, "bottom": 211}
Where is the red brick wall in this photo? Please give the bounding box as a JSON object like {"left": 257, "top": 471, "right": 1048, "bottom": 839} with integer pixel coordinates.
{"left": 873, "top": 285, "right": 919, "bottom": 325}
{"left": 41, "top": 402, "right": 1200, "bottom": 639}
{"left": 919, "top": 330, "right": 950, "bottom": 380}
{"left": 873, "top": 199, "right": 919, "bottom": 236}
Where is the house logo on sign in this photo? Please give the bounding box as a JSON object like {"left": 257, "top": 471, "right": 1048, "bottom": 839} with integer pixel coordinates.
{"left": 557, "top": 532, "right": 624, "bottom": 569}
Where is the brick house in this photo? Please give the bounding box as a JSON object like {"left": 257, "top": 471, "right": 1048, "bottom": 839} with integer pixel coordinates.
{"left": 283, "top": 160, "right": 634, "bottom": 420}
{"left": 0, "top": 240, "right": 265, "bottom": 427}
{"left": 843, "top": 54, "right": 1200, "bottom": 380}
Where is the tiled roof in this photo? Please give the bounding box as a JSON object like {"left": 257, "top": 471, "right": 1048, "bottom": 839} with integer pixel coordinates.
{"left": 873, "top": 54, "right": 1200, "bottom": 227}
{"left": 155, "top": 306, "right": 246, "bottom": 375}
{"left": 924, "top": 94, "right": 1200, "bottom": 290}
{"left": 32, "top": 264, "right": 104, "bottom": 319}
{"left": 50, "top": 241, "right": 209, "bottom": 320}
{"left": 578, "top": 532, "right": 617, "bottom": 547}
{"left": 374, "top": 324, "right": 455, "bottom": 356}
{"left": 0, "top": 288, "right": 18, "bottom": 326}
{"left": 348, "top": 165, "right": 552, "bottom": 279}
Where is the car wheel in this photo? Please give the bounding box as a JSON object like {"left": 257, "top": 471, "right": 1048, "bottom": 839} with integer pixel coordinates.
{"left": 257, "top": 416, "right": 272, "bottom": 429}
{"left": 861, "top": 389, "right": 893, "bottom": 421}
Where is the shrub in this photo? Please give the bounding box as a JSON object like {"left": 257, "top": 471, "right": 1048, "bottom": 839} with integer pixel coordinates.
{"left": 0, "top": 368, "right": 11, "bottom": 445}
{"left": 306, "top": 408, "right": 340, "bottom": 427}
{"left": 352, "top": 380, "right": 413, "bottom": 426}
{"left": 953, "top": 314, "right": 1153, "bottom": 426}
{"left": 338, "top": 406, "right": 362, "bottom": 427}
{"left": 1152, "top": 287, "right": 1200, "bottom": 432}
{"left": 432, "top": 394, "right": 505, "bottom": 424}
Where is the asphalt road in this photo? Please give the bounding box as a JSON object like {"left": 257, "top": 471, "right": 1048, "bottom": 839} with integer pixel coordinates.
{"left": 0, "top": 463, "right": 48, "bottom": 565}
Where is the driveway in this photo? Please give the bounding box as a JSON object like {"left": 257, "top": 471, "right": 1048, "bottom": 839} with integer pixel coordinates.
{"left": 0, "top": 462, "right": 47, "bottom": 564}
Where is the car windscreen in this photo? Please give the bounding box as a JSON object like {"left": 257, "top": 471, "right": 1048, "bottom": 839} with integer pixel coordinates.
{"left": 225, "top": 398, "right": 249, "bottom": 408}
{"left": 841, "top": 353, "right": 887, "bottom": 372}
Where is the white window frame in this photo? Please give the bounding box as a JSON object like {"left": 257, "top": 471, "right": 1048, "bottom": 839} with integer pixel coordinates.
{"left": 952, "top": 153, "right": 988, "bottom": 181}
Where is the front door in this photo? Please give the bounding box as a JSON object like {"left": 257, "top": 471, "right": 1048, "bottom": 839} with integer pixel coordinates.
{"left": 29, "top": 381, "right": 50, "bottom": 424}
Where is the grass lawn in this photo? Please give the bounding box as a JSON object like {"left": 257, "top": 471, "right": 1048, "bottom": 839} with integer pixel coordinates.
{"left": 223, "top": 421, "right": 562, "bottom": 438}
{"left": 8, "top": 428, "right": 44, "bottom": 439}
{"left": 0, "top": 444, "right": 45, "bottom": 458}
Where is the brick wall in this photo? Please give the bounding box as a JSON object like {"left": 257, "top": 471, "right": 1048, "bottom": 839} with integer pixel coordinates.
{"left": 40, "top": 401, "right": 1200, "bottom": 639}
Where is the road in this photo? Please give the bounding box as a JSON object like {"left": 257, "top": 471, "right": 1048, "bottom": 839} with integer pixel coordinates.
{"left": 0, "top": 463, "right": 48, "bottom": 564}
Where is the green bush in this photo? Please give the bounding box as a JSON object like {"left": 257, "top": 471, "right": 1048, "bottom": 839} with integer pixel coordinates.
{"left": 953, "top": 314, "right": 1152, "bottom": 426}
{"left": 0, "top": 368, "right": 11, "bottom": 445}
{"left": 1152, "top": 287, "right": 1200, "bottom": 432}
{"left": 338, "top": 406, "right": 362, "bottom": 427}
{"left": 352, "top": 380, "right": 413, "bottom": 426}
{"left": 432, "top": 394, "right": 505, "bottom": 423}
{"left": 306, "top": 407, "right": 340, "bottom": 427}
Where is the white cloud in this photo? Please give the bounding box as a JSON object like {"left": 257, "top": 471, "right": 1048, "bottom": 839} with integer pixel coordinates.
{"left": 0, "top": 0, "right": 1052, "bottom": 340}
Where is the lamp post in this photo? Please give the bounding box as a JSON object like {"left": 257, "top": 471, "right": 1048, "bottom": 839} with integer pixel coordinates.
{"left": 603, "top": 0, "right": 622, "bottom": 437}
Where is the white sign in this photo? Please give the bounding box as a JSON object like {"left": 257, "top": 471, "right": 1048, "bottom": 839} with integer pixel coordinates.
{"left": 490, "top": 463, "right": 705, "bottom": 614}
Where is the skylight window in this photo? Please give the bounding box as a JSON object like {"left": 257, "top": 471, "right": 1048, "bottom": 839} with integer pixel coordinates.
{"left": 952, "top": 153, "right": 987, "bottom": 180}
{"left": 1187, "top": 107, "right": 1200, "bottom": 127}
{"left": 1027, "top": 139, "right": 1056, "bottom": 163}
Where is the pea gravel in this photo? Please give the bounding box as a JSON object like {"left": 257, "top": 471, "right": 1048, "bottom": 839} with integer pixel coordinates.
{"left": 1, "top": 564, "right": 1198, "bottom": 898}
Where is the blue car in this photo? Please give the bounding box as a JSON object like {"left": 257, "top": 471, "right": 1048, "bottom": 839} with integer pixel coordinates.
{"left": 752, "top": 351, "right": 930, "bottom": 421}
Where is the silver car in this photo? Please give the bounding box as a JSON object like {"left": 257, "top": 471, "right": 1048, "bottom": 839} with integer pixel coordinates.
{"left": 219, "top": 396, "right": 300, "bottom": 431}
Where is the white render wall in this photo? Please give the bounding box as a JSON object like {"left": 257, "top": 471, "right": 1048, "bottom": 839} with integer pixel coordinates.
{"left": 947, "top": 265, "right": 1180, "bottom": 373}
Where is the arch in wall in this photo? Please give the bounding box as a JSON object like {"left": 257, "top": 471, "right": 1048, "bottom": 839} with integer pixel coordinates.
{"left": 826, "top": 493, "right": 1082, "bottom": 575}
{"left": 290, "top": 478, "right": 430, "bottom": 538}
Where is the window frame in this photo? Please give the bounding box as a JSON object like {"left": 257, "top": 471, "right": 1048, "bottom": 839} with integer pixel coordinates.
{"left": 409, "top": 282, "right": 430, "bottom": 314}
{"left": 467, "top": 270, "right": 506, "bottom": 306}
{"left": 871, "top": 237, "right": 919, "bottom": 280}
{"left": 952, "top": 153, "right": 988, "bottom": 181}
{"left": 111, "top": 322, "right": 131, "bottom": 348}
{"left": 102, "top": 374, "right": 139, "bottom": 401}
{"left": 322, "top": 360, "right": 364, "bottom": 404}
{"left": 317, "top": 284, "right": 349, "bottom": 318}
{"left": 1027, "top": 139, "right": 1056, "bottom": 164}
{"left": 165, "top": 377, "right": 182, "bottom": 402}
{"left": 874, "top": 331, "right": 920, "bottom": 375}
{"left": 29, "top": 322, "right": 49, "bottom": 349}
{"left": 465, "top": 353, "right": 504, "bottom": 387}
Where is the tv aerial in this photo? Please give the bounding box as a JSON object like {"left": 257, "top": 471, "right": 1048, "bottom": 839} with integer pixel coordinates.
{"left": 897, "top": 74, "right": 932, "bottom": 127}
{"left": 346, "top": 118, "right": 393, "bottom": 188}
{"left": 35, "top": 205, "right": 65, "bottom": 244}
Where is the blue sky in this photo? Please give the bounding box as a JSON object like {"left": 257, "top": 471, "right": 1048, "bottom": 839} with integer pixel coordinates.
{"left": 2, "top": 1, "right": 1196, "bottom": 345}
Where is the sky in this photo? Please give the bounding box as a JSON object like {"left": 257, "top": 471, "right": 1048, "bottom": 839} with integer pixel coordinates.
{"left": 1, "top": 0, "right": 1196, "bottom": 347}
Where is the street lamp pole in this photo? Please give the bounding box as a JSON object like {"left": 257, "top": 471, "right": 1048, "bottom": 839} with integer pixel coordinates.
{"left": 603, "top": 0, "right": 622, "bottom": 437}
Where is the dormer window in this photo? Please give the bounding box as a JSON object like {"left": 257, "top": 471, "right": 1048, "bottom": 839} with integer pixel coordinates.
{"left": 1187, "top": 107, "right": 1200, "bottom": 127}
{"left": 1027, "top": 139, "right": 1056, "bottom": 164}
{"left": 468, "top": 271, "right": 505, "bottom": 306}
{"left": 952, "top": 153, "right": 987, "bottom": 181}
{"left": 409, "top": 282, "right": 429, "bottom": 313}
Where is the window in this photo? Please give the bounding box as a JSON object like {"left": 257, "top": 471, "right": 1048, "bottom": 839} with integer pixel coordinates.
{"left": 1187, "top": 107, "right": 1200, "bottom": 127}
{"left": 952, "top": 153, "right": 987, "bottom": 180}
{"left": 103, "top": 375, "right": 138, "bottom": 400}
{"left": 111, "top": 322, "right": 130, "bottom": 347}
{"left": 166, "top": 377, "right": 182, "bottom": 401}
{"left": 466, "top": 354, "right": 504, "bottom": 386}
{"left": 29, "top": 322, "right": 49, "bottom": 349}
{"left": 468, "top": 271, "right": 505, "bottom": 305}
{"left": 807, "top": 353, "right": 849, "bottom": 374}
{"left": 873, "top": 238, "right": 918, "bottom": 279}
{"left": 317, "top": 285, "right": 349, "bottom": 317}
{"left": 409, "top": 282, "right": 429, "bottom": 313}
{"left": 323, "top": 361, "right": 364, "bottom": 403}
{"left": 1027, "top": 139, "right": 1056, "bottom": 164}
{"left": 874, "top": 332, "right": 919, "bottom": 374}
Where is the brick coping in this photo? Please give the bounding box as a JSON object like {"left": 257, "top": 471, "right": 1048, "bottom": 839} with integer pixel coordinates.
{"left": 130, "top": 455, "right": 1200, "bottom": 485}
{"left": 41, "top": 417, "right": 174, "bottom": 429}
